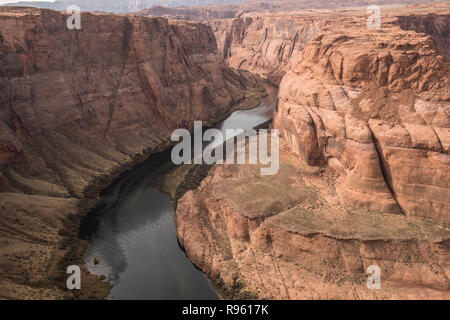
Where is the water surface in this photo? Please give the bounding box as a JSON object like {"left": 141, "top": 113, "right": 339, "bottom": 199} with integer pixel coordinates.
{"left": 82, "top": 87, "right": 277, "bottom": 299}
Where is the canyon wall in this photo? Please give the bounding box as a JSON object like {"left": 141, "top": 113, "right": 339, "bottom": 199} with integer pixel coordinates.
{"left": 202, "top": 9, "right": 450, "bottom": 223}
{"left": 274, "top": 14, "right": 450, "bottom": 223}
{"left": 176, "top": 160, "right": 450, "bottom": 299}
{"left": 395, "top": 13, "right": 450, "bottom": 62}
{"left": 138, "top": 5, "right": 239, "bottom": 20}
{"left": 0, "top": 7, "right": 259, "bottom": 198}
{"left": 209, "top": 14, "right": 325, "bottom": 84}
{"left": 0, "top": 7, "right": 260, "bottom": 299}
{"left": 175, "top": 7, "right": 450, "bottom": 300}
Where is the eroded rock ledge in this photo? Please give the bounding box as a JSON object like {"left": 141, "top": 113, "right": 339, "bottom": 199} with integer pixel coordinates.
{"left": 175, "top": 7, "right": 450, "bottom": 299}
{"left": 0, "top": 7, "right": 264, "bottom": 299}
{"left": 274, "top": 14, "right": 450, "bottom": 223}
{"left": 176, "top": 142, "right": 450, "bottom": 299}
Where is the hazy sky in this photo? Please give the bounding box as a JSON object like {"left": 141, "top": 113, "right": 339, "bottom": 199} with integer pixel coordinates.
{"left": 0, "top": 0, "right": 54, "bottom": 4}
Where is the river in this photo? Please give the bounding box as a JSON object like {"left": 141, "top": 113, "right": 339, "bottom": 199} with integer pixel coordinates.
{"left": 80, "top": 86, "right": 277, "bottom": 299}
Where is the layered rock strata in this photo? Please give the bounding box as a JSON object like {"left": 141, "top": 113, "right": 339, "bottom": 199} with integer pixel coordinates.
{"left": 209, "top": 14, "right": 325, "bottom": 84}
{"left": 176, "top": 142, "right": 450, "bottom": 299}
{"left": 274, "top": 14, "right": 450, "bottom": 223}
{"left": 175, "top": 8, "right": 450, "bottom": 299}
{"left": 0, "top": 7, "right": 263, "bottom": 299}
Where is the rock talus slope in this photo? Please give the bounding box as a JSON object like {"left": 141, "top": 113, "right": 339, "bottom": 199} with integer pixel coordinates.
{"left": 0, "top": 7, "right": 262, "bottom": 299}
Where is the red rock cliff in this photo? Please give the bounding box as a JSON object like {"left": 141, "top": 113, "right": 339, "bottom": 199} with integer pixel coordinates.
{"left": 274, "top": 13, "right": 450, "bottom": 223}
{"left": 0, "top": 7, "right": 258, "bottom": 197}
{"left": 0, "top": 7, "right": 261, "bottom": 299}
{"left": 175, "top": 6, "right": 450, "bottom": 300}
{"left": 209, "top": 13, "right": 325, "bottom": 84}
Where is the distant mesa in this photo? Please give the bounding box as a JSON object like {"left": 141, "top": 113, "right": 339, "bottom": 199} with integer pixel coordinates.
{"left": 1, "top": 0, "right": 246, "bottom": 13}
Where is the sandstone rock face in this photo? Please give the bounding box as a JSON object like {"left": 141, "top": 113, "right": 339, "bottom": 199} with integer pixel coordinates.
{"left": 395, "top": 13, "right": 450, "bottom": 62}
{"left": 1, "top": 3, "right": 449, "bottom": 301}
{"left": 175, "top": 6, "right": 450, "bottom": 300}
{"left": 274, "top": 14, "right": 450, "bottom": 223}
{"left": 0, "top": 7, "right": 255, "bottom": 198}
{"left": 0, "top": 7, "right": 261, "bottom": 299}
{"left": 176, "top": 144, "right": 450, "bottom": 299}
{"left": 209, "top": 14, "right": 324, "bottom": 84}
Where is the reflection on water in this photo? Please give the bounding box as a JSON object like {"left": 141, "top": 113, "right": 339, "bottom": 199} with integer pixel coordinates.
{"left": 218, "top": 89, "right": 276, "bottom": 134}
{"left": 82, "top": 86, "right": 277, "bottom": 300}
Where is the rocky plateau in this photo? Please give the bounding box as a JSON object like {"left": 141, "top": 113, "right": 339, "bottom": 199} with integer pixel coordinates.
{"left": 0, "top": 2, "right": 449, "bottom": 300}
{"left": 175, "top": 4, "right": 450, "bottom": 299}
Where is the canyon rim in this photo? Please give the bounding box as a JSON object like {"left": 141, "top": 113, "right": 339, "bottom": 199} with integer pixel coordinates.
{"left": 0, "top": 0, "right": 449, "bottom": 301}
